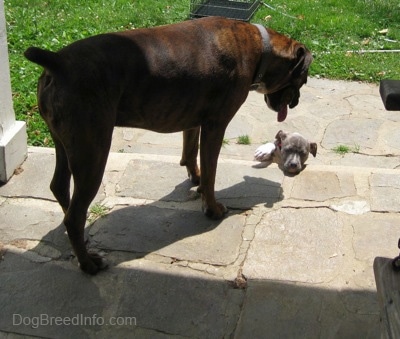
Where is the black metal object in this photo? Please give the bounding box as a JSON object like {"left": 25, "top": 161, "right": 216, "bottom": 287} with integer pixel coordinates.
{"left": 392, "top": 238, "right": 400, "bottom": 271}
{"left": 380, "top": 80, "right": 400, "bottom": 110}
{"left": 190, "top": 0, "right": 260, "bottom": 22}
{"left": 379, "top": 80, "right": 400, "bottom": 271}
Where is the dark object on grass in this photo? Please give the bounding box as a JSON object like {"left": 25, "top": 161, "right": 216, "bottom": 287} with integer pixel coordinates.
{"left": 380, "top": 80, "right": 400, "bottom": 111}
{"left": 190, "top": 0, "right": 260, "bottom": 21}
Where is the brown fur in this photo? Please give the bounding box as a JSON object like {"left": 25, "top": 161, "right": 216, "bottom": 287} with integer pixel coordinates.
{"left": 24, "top": 17, "right": 312, "bottom": 274}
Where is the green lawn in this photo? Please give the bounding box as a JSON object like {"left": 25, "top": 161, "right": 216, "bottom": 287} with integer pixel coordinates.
{"left": 254, "top": 0, "right": 400, "bottom": 81}
{"left": 4, "top": 0, "right": 400, "bottom": 146}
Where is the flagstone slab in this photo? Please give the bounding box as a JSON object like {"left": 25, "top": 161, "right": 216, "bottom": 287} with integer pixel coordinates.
{"left": 89, "top": 205, "right": 246, "bottom": 265}
{"left": 322, "top": 118, "right": 383, "bottom": 153}
{"left": 370, "top": 172, "right": 400, "bottom": 212}
{"left": 0, "top": 198, "right": 63, "bottom": 242}
{"left": 0, "top": 255, "right": 243, "bottom": 339}
{"left": 243, "top": 208, "right": 344, "bottom": 283}
{"left": 288, "top": 170, "right": 356, "bottom": 202}
{"left": 116, "top": 159, "right": 284, "bottom": 208}
{"left": 235, "top": 281, "right": 379, "bottom": 339}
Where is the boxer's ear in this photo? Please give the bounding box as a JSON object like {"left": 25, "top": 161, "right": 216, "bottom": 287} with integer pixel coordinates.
{"left": 310, "top": 142, "right": 318, "bottom": 157}
{"left": 291, "top": 45, "right": 313, "bottom": 78}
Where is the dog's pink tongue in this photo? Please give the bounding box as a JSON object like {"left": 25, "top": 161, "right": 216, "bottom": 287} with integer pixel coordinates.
{"left": 277, "top": 105, "right": 288, "bottom": 122}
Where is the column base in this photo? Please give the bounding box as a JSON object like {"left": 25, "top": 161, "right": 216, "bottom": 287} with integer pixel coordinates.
{"left": 0, "top": 121, "right": 27, "bottom": 183}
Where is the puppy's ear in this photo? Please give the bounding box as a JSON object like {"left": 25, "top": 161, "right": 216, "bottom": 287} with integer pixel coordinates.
{"left": 275, "top": 130, "right": 286, "bottom": 142}
{"left": 310, "top": 142, "right": 318, "bottom": 157}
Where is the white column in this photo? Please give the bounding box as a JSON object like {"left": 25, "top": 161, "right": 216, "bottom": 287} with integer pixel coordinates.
{"left": 0, "top": 0, "right": 27, "bottom": 183}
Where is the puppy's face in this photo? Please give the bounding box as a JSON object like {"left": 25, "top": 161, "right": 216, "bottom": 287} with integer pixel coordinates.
{"left": 276, "top": 130, "right": 317, "bottom": 174}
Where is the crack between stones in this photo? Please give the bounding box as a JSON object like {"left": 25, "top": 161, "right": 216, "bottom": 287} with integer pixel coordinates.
{"left": 280, "top": 204, "right": 333, "bottom": 210}
{"left": 349, "top": 224, "right": 360, "bottom": 266}
{"left": 0, "top": 330, "right": 51, "bottom": 339}
{"left": 280, "top": 204, "right": 395, "bottom": 217}
{"left": 140, "top": 252, "right": 232, "bottom": 279}
{"left": 234, "top": 209, "right": 268, "bottom": 278}
{"left": 2, "top": 195, "right": 57, "bottom": 204}
{"left": 137, "top": 325, "right": 193, "bottom": 338}
{"left": 228, "top": 209, "right": 269, "bottom": 337}
{"left": 0, "top": 196, "right": 8, "bottom": 207}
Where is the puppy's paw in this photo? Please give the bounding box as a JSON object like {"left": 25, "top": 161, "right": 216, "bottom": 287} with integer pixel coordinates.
{"left": 254, "top": 142, "right": 276, "bottom": 161}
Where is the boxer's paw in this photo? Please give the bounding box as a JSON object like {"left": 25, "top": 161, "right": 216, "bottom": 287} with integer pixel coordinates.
{"left": 181, "top": 163, "right": 200, "bottom": 186}
{"left": 79, "top": 252, "right": 108, "bottom": 275}
{"left": 189, "top": 172, "right": 200, "bottom": 186}
{"left": 202, "top": 201, "right": 228, "bottom": 220}
{"left": 254, "top": 142, "right": 276, "bottom": 161}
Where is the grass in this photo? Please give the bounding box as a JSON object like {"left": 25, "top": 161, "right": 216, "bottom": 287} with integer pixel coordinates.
{"left": 5, "top": 0, "right": 188, "bottom": 146}
{"left": 254, "top": 0, "right": 400, "bottom": 81}
{"left": 4, "top": 0, "right": 400, "bottom": 146}
{"left": 237, "top": 135, "right": 251, "bottom": 145}
{"left": 332, "top": 144, "right": 360, "bottom": 155}
{"left": 88, "top": 203, "right": 109, "bottom": 223}
{"left": 332, "top": 145, "right": 351, "bottom": 155}
{"left": 222, "top": 138, "right": 230, "bottom": 147}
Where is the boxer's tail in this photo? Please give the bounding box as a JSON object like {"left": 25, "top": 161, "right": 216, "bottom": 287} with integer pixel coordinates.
{"left": 24, "top": 47, "right": 64, "bottom": 76}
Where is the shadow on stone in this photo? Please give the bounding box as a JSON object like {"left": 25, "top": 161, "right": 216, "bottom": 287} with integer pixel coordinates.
{"left": 0, "top": 257, "right": 379, "bottom": 338}
{"left": 87, "top": 175, "right": 283, "bottom": 266}
{"left": 0, "top": 172, "right": 380, "bottom": 337}
{"left": 22, "top": 174, "right": 283, "bottom": 270}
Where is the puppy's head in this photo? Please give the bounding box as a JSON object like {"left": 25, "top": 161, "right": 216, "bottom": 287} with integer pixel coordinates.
{"left": 255, "top": 30, "right": 313, "bottom": 122}
{"left": 275, "top": 130, "right": 317, "bottom": 174}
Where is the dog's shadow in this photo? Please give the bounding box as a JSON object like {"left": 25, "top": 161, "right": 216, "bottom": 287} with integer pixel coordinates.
{"left": 40, "top": 175, "right": 283, "bottom": 268}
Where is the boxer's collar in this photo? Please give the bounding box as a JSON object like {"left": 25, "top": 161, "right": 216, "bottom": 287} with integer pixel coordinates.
{"left": 251, "top": 24, "right": 272, "bottom": 90}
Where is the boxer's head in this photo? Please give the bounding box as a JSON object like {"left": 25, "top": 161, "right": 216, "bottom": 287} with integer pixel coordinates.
{"left": 254, "top": 28, "right": 313, "bottom": 122}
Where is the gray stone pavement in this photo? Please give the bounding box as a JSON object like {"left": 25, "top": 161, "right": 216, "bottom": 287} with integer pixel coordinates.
{"left": 1, "top": 78, "right": 400, "bottom": 338}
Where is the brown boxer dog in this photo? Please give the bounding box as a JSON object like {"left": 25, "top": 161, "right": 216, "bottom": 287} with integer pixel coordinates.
{"left": 24, "top": 17, "right": 312, "bottom": 274}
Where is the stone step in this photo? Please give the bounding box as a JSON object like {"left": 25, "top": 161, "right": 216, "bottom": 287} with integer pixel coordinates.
{"left": 2, "top": 147, "right": 400, "bottom": 338}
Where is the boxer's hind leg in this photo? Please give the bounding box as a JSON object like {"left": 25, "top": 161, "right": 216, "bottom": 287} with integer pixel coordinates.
{"left": 59, "top": 119, "right": 113, "bottom": 274}
{"left": 180, "top": 127, "right": 201, "bottom": 185}
{"left": 49, "top": 132, "right": 72, "bottom": 213}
